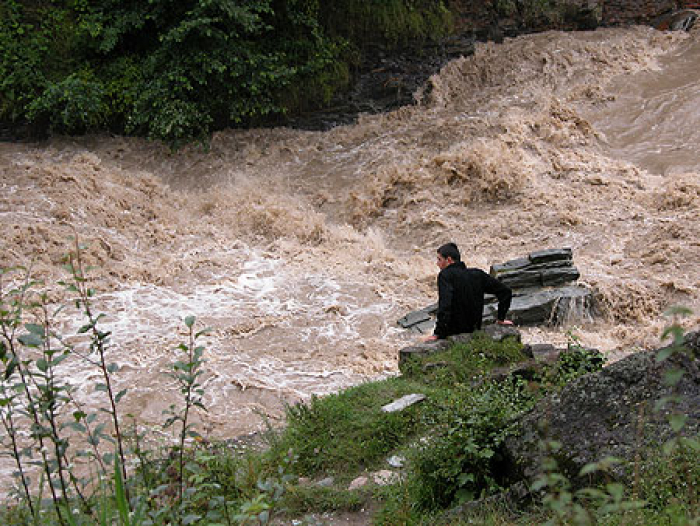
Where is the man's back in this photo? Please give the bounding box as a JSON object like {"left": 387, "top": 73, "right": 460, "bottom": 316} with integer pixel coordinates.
{"left": 434, "top": 262, "right": 512, "bottom": 339}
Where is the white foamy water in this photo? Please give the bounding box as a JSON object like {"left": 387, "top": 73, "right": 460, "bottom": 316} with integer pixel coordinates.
{"left": 1, "top": 26, "right": 699, "bottom": 490}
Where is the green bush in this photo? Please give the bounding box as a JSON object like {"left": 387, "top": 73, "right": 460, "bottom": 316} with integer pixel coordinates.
{"left": 1, "top": 0, "right": 453, "bottom": 145}
{"left": 408, "top": 380, "right": 535, "bottom": 510}
{"left": 318, "top": 0, "right": 453, "bottom": 49}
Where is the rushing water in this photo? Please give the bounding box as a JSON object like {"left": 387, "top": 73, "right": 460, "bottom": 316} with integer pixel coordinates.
{"left": 1, "top": 26, "right": 698, "bottom": 486}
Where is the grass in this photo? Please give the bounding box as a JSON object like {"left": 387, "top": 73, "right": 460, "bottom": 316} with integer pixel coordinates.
{"left": 272, "top": 376, "right": 437, "bottom": 477}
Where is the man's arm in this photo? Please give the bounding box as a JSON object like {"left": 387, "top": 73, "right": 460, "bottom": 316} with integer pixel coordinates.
{"left": 482, "top": 272, "right": 512, "bottom": 323}
{"left": 433, "top": 271, "right": 454, "bottom": 339}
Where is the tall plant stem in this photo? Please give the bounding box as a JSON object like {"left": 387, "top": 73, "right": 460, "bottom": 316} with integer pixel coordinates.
{"left": 67, "top": 245, "right": 130, "bottom": 504}
{"left": 7, "top": 351, "right": 66, "bottom": 525}
{"left": 0, "top": 398, "right": 35, "bottom": 516}
{"left": 0, "top": 270, "right": 67, "bottom": 526}
{"left": 177, "top": 325, "right": 196, "bottom": 506}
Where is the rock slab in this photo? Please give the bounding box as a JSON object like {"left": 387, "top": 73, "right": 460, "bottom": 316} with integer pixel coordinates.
{"left": 381, "top": 393, "right": 427, "bottom": 413}
{"left": 503, "top": 331, "right": 700, "bottom": 487}
{"left": 398, "top": 248, "right": 593, "bottom": 333}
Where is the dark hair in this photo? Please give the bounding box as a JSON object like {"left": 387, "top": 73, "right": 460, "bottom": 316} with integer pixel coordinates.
{"left": 437, "top": 242, "right": 461, "bottom": 262}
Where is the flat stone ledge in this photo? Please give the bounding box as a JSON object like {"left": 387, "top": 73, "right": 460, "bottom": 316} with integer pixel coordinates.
{"left": 381, "top": 393, "right": 426, "bottom": 413}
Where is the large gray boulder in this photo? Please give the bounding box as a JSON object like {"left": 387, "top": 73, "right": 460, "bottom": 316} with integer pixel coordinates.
{"left": 503, "top": 331, "right": 700, "bottom": 486}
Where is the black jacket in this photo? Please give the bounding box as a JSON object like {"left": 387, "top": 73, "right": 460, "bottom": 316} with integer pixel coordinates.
{"left": 434, "top": 262, "right": 512, "bottom": 339}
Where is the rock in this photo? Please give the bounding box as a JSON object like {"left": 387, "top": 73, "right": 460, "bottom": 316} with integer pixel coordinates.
{"left": 503, "top": 332, "right": 700, "bottom": 487}
{"left": 652, "top": 9, "right": 699, "bottom": 31}
{"left": 398, "top": 340, "right": 450, "bottom": 369}
{"left": 490, "top": 248, "right": 571, "bottom": 274}
{"left": 348, "top": 476, "right": 368, "bottom": 490}
{"left": 421, "top": 361, "right": 450, "bottom": 373}
{"left": 528, "top": 248, "right": 573, "bottom": 264}
{"left": 484, "top": 286, "right": 594, "bottom": 327}
{"left": 490, "top": 249, "right": 579, "bottom": 289}
{"left": 315, "top": 477, "right": 335, "bottom": 488}
{"left": 387, "top": 455, "right": 405, "bottom": 468}
{"left": 373, "top": 470, "right": 399, "bottom": 485}
{"left": 488, "top": 359, "right": 544, "bottom": 382}
{"left": 483, "top": 323, "right": 522, "bottom": 342}
{"left": 521, "top": 343, "right": 562, "bottom": 362}
{"left": 398, "top": 248, "right": 594, "bottom": 333}
{"left": 491, "top": 265, "right": 581, "bottom": 289}
{"left": 381, "top": 393, "right": 427, "bottom": 413}
{"left": 397, "top": 307, "right": 434, "bottom": 329}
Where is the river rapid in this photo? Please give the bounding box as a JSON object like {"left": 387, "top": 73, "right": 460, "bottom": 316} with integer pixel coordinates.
{"left": 1, "top": 26, "right": 698, "bottom": 471}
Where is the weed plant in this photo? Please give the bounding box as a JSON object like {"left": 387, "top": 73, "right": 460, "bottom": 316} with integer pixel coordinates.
{"left": 0, "top": 245, "right": 299, "bottom": 525}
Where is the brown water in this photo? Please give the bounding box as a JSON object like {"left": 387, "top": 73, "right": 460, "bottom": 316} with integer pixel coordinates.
{"left": 1, "top": 26, "right": 698, "bottom": 485}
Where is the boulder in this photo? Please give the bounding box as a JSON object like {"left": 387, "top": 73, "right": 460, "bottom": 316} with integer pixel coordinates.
{"left": 489, "top": 248, "right": 579, "bottom": 289}
{"left": 484, "top": 286, "right": 594, "bottom": 326}
{"left": 490, "top": 265, "right": 580, "bottom": 289}
{"left": 652, "top": 9, "right": 699, "bottom": 31}
{"left": 503, "top": 331, "right": 700, "bottom": 487}
{"left": 398, "top": 339, "right": 451, "bottom": 369}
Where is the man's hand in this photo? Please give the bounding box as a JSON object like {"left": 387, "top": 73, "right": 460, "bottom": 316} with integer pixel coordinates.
{"left": 496, "top": 320, "right": 513, "bottom": 326}
{"left": 422, "top": 334, "right": 438, "bottom": 342}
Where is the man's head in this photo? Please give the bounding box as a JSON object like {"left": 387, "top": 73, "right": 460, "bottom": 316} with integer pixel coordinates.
{"left": 436, "top": 242, "right": 460, "bottom": 270}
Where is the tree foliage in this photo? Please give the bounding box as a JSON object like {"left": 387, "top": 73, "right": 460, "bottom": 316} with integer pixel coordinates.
{"left": 0, "top": 0, "right": 451, "bottom": 145}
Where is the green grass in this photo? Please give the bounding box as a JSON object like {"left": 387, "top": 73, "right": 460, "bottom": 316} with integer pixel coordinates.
{"left": 273, "top": 376, "right": 438, "bottom": 477}
{"left": 283, "top": 485, "right": 366, "bottom": 514}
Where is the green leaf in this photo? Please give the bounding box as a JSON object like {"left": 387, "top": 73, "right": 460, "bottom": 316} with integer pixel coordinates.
{"left": 114, "top": 454, "right": 131, "bottom": 526}
{"left": 663, "top": 305, "right": 693, "bottom": 317}
{"left": 25, "top": 323, "right": 45, "bottom": 336}
{"left": 36, "top": 358, "right": 49, "bottom": 372}
{"left": 78, "top": 323, "right": 93, "bottom": 334}
{"left": 579, "top": 463, "right": 600, "bottom": 476}
{"left": 95, "top": 383, "right": 108, "bottom": 393}
{"left": 107, "top": 362, "right": 120, "bottom": 373}
{"left": 663, "top": 368, "right": 684, "bottom": 387}
{"left": 654, "top": 395, "right": 679, "bottom": 412}
{"left": 195, "top": 328, "right": 212, "bottom": 338}
{"left": 51, "top": 353, "right": 68, "bottom": 367}
{"left": 115, "top": 389, "right": 128, "bottom": 403}
{"left": 669, "top": 414, "right": 687, "bottom": 433}
{"left": 655, "top": 347, "right": 674, "bottom": 363}
{"left": 18, "top": 333, "right": 43, "bottom": 347}
{"left": 185, "top": 315, "right": 196, "bottom": 328}
{"left": 662, "top": 439, "right": 677, "bottom": 456}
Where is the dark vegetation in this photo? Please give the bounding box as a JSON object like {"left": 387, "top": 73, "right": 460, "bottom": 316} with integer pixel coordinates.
{"left": 1, "top": 0, "right": 609, "bottom": 145}
{"left": 0, "top": 0, "right": 453, "bottom": 146}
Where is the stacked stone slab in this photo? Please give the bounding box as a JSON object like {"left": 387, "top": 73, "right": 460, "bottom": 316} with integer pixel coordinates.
{"left": 397, "top": 248, "right": 593, "bottom": 334}
{"left": 484, "top": 248, "right": 593, "bottom": 326}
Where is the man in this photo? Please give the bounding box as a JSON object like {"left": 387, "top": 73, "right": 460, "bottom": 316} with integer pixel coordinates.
{"left": 424, "top": 242, "right": 513, "bottom": 341}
